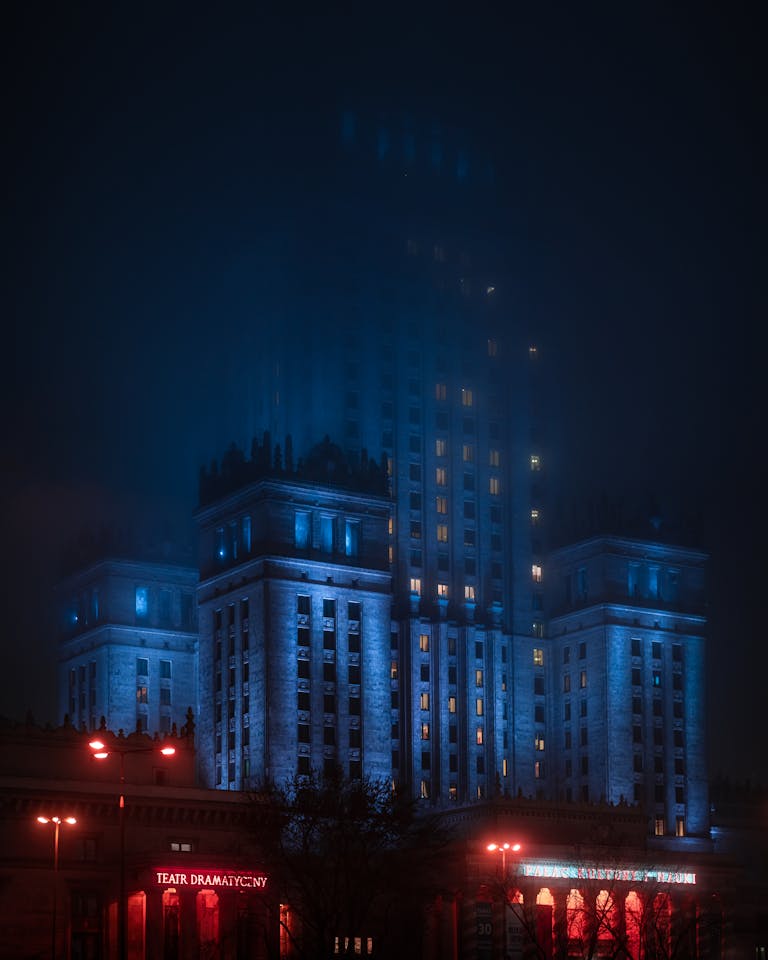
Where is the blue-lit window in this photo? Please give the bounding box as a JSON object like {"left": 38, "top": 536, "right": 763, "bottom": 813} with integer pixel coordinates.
{"left": 216, "top": 527, "right": 226, "bottom": 561}
{"left": 135, "top": 587, "right": 149, "bottom": 619}
{"left": 320, "top": 516, "right": 333, "bottom": 554}
{"left": 295, "top": 512, "right": 310, "bottom": 549}
{"left": 345, "top": 520, "right": 360, "bottom": 557}
{"left": 241, "top": 516, "right": 251, "bottom": 553}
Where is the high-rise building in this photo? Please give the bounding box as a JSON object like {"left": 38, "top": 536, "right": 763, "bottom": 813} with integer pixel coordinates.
{"left": 54, "top": 111, "right": 708, "bottom": 839}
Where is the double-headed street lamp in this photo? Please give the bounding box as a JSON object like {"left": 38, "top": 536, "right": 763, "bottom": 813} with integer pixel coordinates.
{"left": 89, "top": 737, "right": 176, "bottom": 960}
{"left": 37, "top": 814, "right": 77, "bottom": 960}
{"left": 487, "top": 842, "right": 522, "bottom": 960}
{"left": 487, "top": 841, "right": 521, "bottom": 877}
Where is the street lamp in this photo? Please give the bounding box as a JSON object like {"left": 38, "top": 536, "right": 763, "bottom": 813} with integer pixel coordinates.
{"left": 487, "top": 841, "right": 521, "bottom": 877}
{"left": 89, "top": 737, "right": 176, "bottom": 960}
{"left": 487, "top": 842, "right": 522, "bottom": 960}
{"left": 37, "top": 815, "right": 77, "bottom": 960}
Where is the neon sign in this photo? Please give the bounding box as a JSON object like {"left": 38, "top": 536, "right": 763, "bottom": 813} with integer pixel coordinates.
{"left": 154, "top": 869, "right": 268, "bottom": 889}
{"left": 519, "top": 862, "right": 695, "bottom": 885}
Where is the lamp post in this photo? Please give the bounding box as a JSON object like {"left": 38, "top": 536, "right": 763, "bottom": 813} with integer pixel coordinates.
{"left": 89, "top": 737, "right": 175, "bottom": 960}
{"left": 487, "top": 842, "right": 521, "bottom": 960}
{"left": 37, "top": 815, "right": 77, "bottom": 960}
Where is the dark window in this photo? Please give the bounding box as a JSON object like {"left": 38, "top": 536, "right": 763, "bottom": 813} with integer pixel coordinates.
{"left": 297, "top": 724, "right": 310, "bottom": 743}
{"left": 535, "top": 704, "right": 545, "bottom": 722}
{"left": 420, "top": 664, "right": 430, "bottom": 682}
{"left": 633, "top": 753, "right": 643, "bottom": 772}
{"left": 297, "top": 691, "right": 310, "bottom": 711}
{"left": 323, "top": 726, "right": 335, "bottom": 746}
{"left": 631, "top": 637, "right": 641, "bottom": 657}
{"left": 534, "top": 676, "right": 545, "bottom": 695}
{"left": 323, "top": 662, "right": 336, "bottom": 682}
{"left": 409, "top": 491, "right": 422, "bottom": 510}
{"left": 323, "top": 598, "right": 336, "bottom": 618}
{"left": 652, "top": 641, "right": 662, "bottom": 659}
{"left": 449, "top": 725, "right": 457, "bottom": 743}
{"left": 349, "top": 696, "right": 361, "bottom": 715}
{"left": 323, "top": 694, "right": 336, "bottom": 713}
{"left": 579, "top": 642, "right": 586, "bottom": 659}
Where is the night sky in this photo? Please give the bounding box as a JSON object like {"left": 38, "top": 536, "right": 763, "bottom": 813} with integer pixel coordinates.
{"left": 4, "top": 5, "right": 765, "bottom": 783}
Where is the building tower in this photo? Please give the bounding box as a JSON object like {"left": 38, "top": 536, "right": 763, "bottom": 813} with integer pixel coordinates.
{"left": 194, "top": 447, "right": 392, "bottom": 790}
{"left": 546, "top": 536, "right": 708, "bottom": 836}
{"left": 56, "top": 559, "right": 198, "bottom": 736}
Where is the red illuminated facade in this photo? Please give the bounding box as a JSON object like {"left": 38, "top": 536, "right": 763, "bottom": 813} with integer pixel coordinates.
{"left": 0, "top": 717, "right": 754, "bottom": 959}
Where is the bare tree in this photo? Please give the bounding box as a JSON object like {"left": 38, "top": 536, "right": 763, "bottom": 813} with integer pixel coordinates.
{"left": 250, "top": 767, "right": 450, "bottom": 960}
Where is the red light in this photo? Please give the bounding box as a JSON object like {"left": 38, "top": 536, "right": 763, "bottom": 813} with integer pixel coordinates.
{"left": 37, "top": 816, "right": 49, "bottom": 824}
{"left": 160, "top": 747, "right": 176, "bottom": 757}
{"left": 88, "top": 739, "right": 105, "bottom": 751}
{"left": 94, "top": 752, "right": 109, "bottom": 760}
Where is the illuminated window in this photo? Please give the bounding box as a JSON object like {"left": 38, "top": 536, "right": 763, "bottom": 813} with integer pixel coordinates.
{"left": 534, "top": 760, "right": 544, "bottom": 779}
{"left": 388, "top": 545, "right": 393, "bottom": 563}
{"left": 435, "top": 438, "right": 447, "bottom": 456}
{"left": 410, "top": 521, "right": 421, "bottom": 540}
{"left": 530, "top": 648, "right": 544, "bottom": 669}
{"left": 448, "top": 696, "right": 456, "bottom": 713}
{"left": 409, "top": 578, "right": 421, "bottom": 596}
{"left": 529, "top": 345, "right": 538, "bottom": 357}
{"left": 489, "top": 449, "right": 500, "bottom": 467}
{"left": 535, "top": 733, "right": 545, "bottom": 751}
{"left": 420, "top": 692, "right": 429, "bottom": 710}
{"left": 416, "top": 633, "right": 429, "bottom": 654}
{"left": 435, "top": 382, "right": 447, "bottom": 401}
{"left": 476, "top": 727, "right": 484, "bottom": 745}
{"left": 421, "top": 723, "right": 430, "bottom": 740}
{"left": 387, "top": 517, "right": 393, "bottom": 536}
{"left": 655, "top": 817, "right": 665, "bottom": 836}
{"left": 449, "top": 784, "right": 457, "bottom": 800}
{"left": 135, "top": 587, "right": 149, "bottom": 618}
{"left": 476, "top": 698, "right": 484, "bottom": 716}
{"left": 564, "top": 674, "right": 571, "bottom": 693}
{"left": 136, "top": 686, "right": 148, "bottom": 704}
{"left": 390, "top": 661, "right": 398, "bottom": 680}
{"left": 437, "top": 583, "right": 448, "bottom": 599}
{"left": 533, "top": 621, "right": 544, "bottom": 638}
{"left": 532, "top": 565, "right": 543, "bottom": 584}
{"left": 580, "top": 670, "right": 587, "bottom": 689}
{"left": 487, "top": 337, "right": 498, "bottom": 355}
{"left": 462, "top": 444, "right": 474, "bottom": 462}
{"left": 675, "top": 816, "right": 686, "bottom": 837}
{"left": 436, "top": 496, "right": 448, "bottom": 514}
{"left": 436, "top": 467, "right": 447, "bottom": 486}
{"left": 344, "top": 520, "right": 360, "bottom": 557}
{"left": 437, "top": 524, "right": 448, "bottom": 543}
{"left": 475, "top": 669, "right": 483, "bottom": 687}
{"left": 461, "top": 387, "right": 473, "bottom": 407}
{"left": 530, "top": 455, "right": 541, "bottom": 471}
{"left": 464, "top": 584, "right": 475, "bottom": 601}
{"left": 420, "top": 779, "right": 430, "bottom": 799}
{"left": 530, "top": 508, "right": 540, "bottom": 524}
{"left": 489, "top": 476, "right": 500, "bottom": 495}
